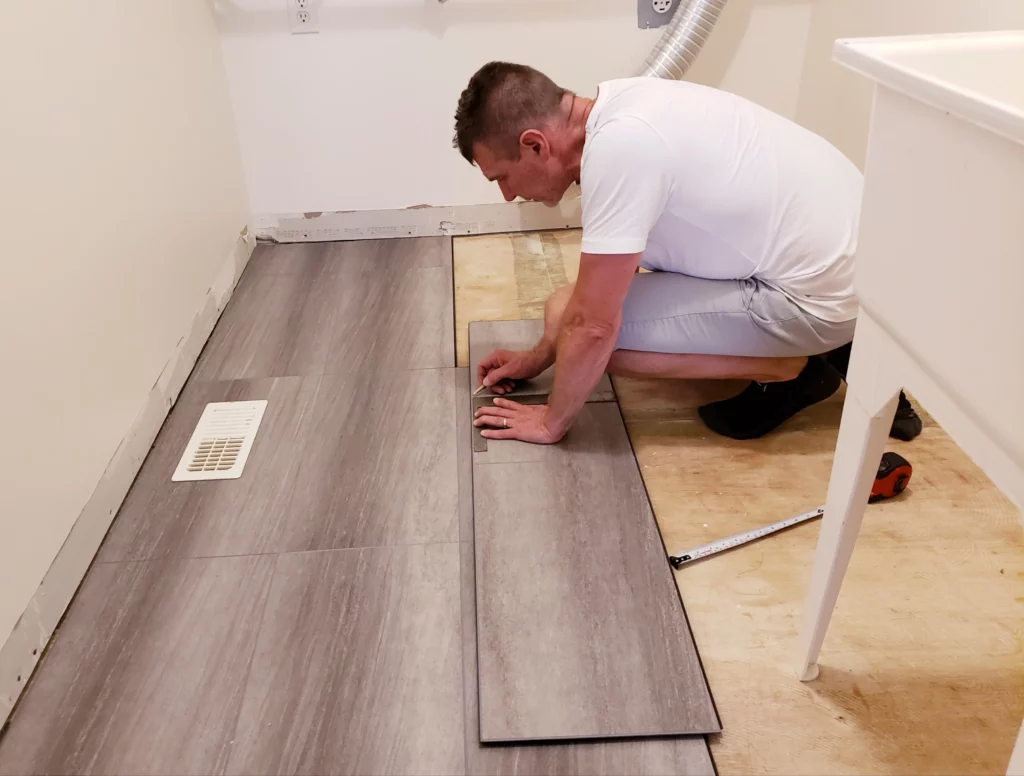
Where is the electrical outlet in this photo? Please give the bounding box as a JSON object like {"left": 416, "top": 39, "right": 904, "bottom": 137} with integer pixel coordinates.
{"left": 287, "top": 0, "right": 319, "bottom": 34}
{"left": 638, "top": 0, "right": 676, "bottom": 28}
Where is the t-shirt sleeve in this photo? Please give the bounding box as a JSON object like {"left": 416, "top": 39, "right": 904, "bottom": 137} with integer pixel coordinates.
{"left": 580, "top": 118, "right": 673, "bottom": 255}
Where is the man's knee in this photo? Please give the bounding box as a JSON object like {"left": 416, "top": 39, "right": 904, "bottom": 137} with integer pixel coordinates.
{"left": 544, "top": 284, "right": 574, "bottom": 332}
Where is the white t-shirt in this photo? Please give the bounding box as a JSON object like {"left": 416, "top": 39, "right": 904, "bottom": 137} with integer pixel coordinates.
{"left": 580, "top": 78, "right": 863, "bottom": 323}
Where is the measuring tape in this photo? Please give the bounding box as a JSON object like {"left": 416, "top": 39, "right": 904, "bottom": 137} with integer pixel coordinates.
{"left": 669, "top": 507, "right": 825, "bottom": 568}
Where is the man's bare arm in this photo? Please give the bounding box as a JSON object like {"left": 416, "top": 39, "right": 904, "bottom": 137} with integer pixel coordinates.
{"left": 545, "top": 252, "right": 641, "bottom": 434}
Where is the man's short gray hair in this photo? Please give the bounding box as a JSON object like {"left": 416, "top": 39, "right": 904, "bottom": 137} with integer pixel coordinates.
{"left": 453, "top": 62, "right": 569, "bottom": 164}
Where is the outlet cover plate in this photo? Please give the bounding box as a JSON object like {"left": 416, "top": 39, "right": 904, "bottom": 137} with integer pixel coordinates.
{"left": 638, "top": 0, "right": 679, "bottom": 29}
{"left": 288, "top": 0, "right": 319, "bottom": 34}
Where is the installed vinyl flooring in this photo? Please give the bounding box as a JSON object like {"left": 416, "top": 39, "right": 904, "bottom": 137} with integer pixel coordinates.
{"left": 0, "top": 238, "right": 714, "bottom": 775}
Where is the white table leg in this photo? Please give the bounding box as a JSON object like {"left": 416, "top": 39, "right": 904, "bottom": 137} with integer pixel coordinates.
{"left": 795, "top": 353, "right": 900, "bottom": 681}
{"left": 1009, "top": 718, "right": 1024, "bottom": 776}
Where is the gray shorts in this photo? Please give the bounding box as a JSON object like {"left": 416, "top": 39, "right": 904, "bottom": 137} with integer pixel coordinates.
{"left": 615, "top": 272, "right": 856, "bottom": 358}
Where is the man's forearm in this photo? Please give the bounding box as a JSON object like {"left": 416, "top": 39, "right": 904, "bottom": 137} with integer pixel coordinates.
{"left": 531, "top": 334, "right": 557, "bottom": 373}
{"left": 545, "top": 317, "right": 618, "bottom": 435}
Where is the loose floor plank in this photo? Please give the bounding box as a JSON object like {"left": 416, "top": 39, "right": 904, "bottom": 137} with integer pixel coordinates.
{"left": 460, "top": 545, "right": 715, "bottom": 775}
{"left": 468, "top": 319, "right": 614, "bottom": 452}
{"left": 226, "top": 545, "right": 465, "bottom": 776}
{"left": 473, "top": 402, "right": 720, "bottom": 742}
{"left": 99, "top": 367, "right": 458, "bottom": 561}
{"left": 0, "top": 556, "right": 274, "bottom": 775}
{"left": 467, "top": 319, "right": 614, "bottom": 403}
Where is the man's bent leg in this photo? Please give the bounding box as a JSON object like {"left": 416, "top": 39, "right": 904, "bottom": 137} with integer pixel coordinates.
{"left": 607, "top": 349, "right": 806, "bottom": 383}
{"left": 611, "top": 272, "right": 852, "bottom": 438}
{"left": 548, "top": 283, "right": 806, "bottom": 383}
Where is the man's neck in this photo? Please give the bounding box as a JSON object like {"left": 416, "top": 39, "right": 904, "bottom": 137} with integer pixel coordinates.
{"left": 560, "top": 94, "right": 594, "bottom": 184}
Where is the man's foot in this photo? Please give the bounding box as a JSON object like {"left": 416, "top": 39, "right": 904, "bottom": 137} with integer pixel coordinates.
{"left": 825, "top": 344, "right": 922, "bottom": 441}
{"left": 825, "top": 342, "right": 852, "bottom": 379}
{"left": 698, "top": 356, "right": 842, "bottom": 440}
{"left": 890, "top": 390, "right": 922, "bottom": 441}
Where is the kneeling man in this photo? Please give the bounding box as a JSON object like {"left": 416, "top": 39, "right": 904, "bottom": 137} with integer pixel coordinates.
{"left": 453, "top": 62, "right": 920, "bottom": 444}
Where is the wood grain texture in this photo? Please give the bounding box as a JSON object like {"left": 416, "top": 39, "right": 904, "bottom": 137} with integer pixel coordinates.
{"left": 0, "top": 555, "right": 274, "bottom": 775}
{"left": 457, "top": 368, "right": 475, "bottom": 542}
{"left": 194, "top": 238, "right": 453, "bottom": 380}
{"left": 459, "top": 545, "right": 715, "bottom": 775}
{"left": 469, "top": 319, "right": 614, "bottom": 453}
{"left": 226, "top": 544, "right": 464, "bottom": 776}
{"left": 99, "top": 368, "right": 458, "bottom": 561}
{"left": 456, "top": 230, "right": 1024, "bottom": 775}
{"left": 468, "top": 318, "right": 614, "bottom": 402}
{"left": 324, "top": 238, "right": 455, "bottom": 375}
{"left": 473, "top": 403, "right": 720, "bottom": 742}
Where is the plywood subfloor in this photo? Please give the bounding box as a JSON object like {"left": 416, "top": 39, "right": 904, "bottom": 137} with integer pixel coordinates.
{"left": 454, "top": 229, "right": 1024, "bottom": 775}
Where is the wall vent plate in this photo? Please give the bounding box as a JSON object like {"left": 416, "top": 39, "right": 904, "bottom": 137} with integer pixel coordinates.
{"left": 639, "top": 0, "right": 679, "bottom": 28}
{"left": 172, "top": 401, "right": 267, "bottom": 482}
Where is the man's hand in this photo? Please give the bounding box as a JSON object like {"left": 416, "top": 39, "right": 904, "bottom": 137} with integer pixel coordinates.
{"left": 477, "top": 348, "right": 549, "bottom": 395}
{"left": 473, "top": 398, "right": 566, "bottom": 444}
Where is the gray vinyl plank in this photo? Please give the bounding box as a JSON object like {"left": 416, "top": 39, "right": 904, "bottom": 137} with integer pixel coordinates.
{"left": 225, "top": 544, "right": 465, "bottom": 776}
{"left": 473, "top": 403, "right": 720, "bottom": 742}
{"left": 98, "top": 367, "right": 458, "bottom": 562}
{"left": 456, "top": 368, "right": 475, "bottom": 542}
{"left": 460, "top": 544, "right": 715, "bottom": 775}
{"left": 468, "top": 319, "right": 614, "bottom": 452}
{"left": 0, "top": 555, "right": 274, "bottom": 776}
{"left": 324, "top": 239, "right": 455, "bottom": 375}
{"left": 193, "top": 250, "right": 349, "bottom": 381}
{"left": 467, "top": 319, "right": 615, "bottom": 403}
{"left": 242, "top": 237, "right": 446, "bottom": 279}
{"left": 194, "top": 238, "right": 453, "bottom": 381}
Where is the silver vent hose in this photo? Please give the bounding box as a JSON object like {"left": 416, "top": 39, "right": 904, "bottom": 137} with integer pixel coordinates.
{"left": 636, "top": 0, "right": 728, "bottom": 79}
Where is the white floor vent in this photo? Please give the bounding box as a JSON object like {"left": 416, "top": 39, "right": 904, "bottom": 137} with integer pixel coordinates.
{"left": 172, "top": 400, "right": 268, "bottom": 482}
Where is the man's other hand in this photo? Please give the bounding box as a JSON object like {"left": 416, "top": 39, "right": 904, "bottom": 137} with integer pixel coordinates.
{"left": 473, "top": 398, "right": 566, "bottom": 444}
{"left": 477, "top": 348, "right": 547, "bottom": 395}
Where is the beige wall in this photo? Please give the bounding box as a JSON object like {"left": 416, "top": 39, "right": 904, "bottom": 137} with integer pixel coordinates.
{"left": 796, "top": 0, "right": 1024, "bottom": 167}
{"left": 0, "top": 0, "right": 250, "bottom": 671}
{"left": 218, "top": 0, "right": 815, "bottom": 215}
{"left": 688, "top": 0, "right": 815, "bottom": 121}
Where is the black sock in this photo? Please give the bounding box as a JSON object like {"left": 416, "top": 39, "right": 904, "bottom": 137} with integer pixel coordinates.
{"left": 890, "top": 390, "right": 923, "bottom": 441}
{"left": 825, "top": 342, "right": 921, "bottom": 441}
{"left": 825, "top": 342, "right": 852, "bottom": 380}
{"left": 698, "top": 356, "right": 842, "bottom": 440}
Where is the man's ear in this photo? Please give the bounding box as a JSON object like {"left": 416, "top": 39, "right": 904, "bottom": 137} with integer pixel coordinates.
{"left": 519, "top": 129, "right": 548, "bottom": 157}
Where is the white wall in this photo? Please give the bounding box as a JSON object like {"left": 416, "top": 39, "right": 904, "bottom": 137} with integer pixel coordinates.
{"left": 218, "top": 0, "right": 815, "bottom": 215}
{"left": 796, "top": 0, "right": 1024, "bottom": 167}
{"left": 0, "top": 0, "right": 250, "bottom": 682}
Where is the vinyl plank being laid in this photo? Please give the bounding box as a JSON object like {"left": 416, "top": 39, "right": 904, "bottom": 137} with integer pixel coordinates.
{"left": 473, "top": 403, "right": 720, "bottom": 742}
{"left": 468, "top": 319, "right": 614, "bottom": 453}
{"left": 225, "top": 544, "right": 464, "bottom": 776}
{"left": 467, "top": 319, "right": 614, "bottom": 402}
{"left": 460, "top": 545, "right": 715, "bottom": 775}
{"left": 98, "top": 367, "right": 458, "bottom": 562}
{"left": 0, "top": 555, "right": 274, "bottom": 775}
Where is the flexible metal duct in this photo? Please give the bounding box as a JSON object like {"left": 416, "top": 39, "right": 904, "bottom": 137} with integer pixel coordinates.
{"left": 636, "top": 0, "right": 728, "bottom": 79}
